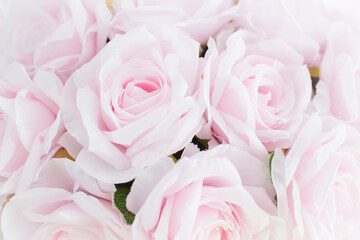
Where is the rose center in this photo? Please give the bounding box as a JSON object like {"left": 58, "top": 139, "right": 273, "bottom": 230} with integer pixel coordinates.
{"left": 258, "top": 85, "right": 272, "bottom": 106}
{"left": 121, "top": 79, "right": 160, "bottom": 107}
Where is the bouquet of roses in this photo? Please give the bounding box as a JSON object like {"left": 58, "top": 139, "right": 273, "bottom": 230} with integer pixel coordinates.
{"left": 1, "top": 0, "right": 360, "bottom": 239}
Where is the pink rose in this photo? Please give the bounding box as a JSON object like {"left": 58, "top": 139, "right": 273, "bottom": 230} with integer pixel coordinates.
{"left": 128, "top": 145, "right": 286, "bottom": 239}
{"left": 31, "top": 158, "right": 116, "bottom": 201}
{"left": 108, "top": 0, "right": 240, "bottom": 44}
{"left": 202, "top": 30, "right": 312, "bottom": 154}
{"left": 263, "top": 0, "right": 360, "bottom": 67}
{"left": 0, "top": 62, "right": 64, "bottom": 201}
{"left": 0, "top": 0, "right": 110, "bottom": 82}
{"left": 232, "top": 0, "right": 320, "bottom": 65}
{"left": 318, "top": 0, "right": 360, "bottom": 34}
{"left": 280, "top": 0, "right": 330, "bottom": 50}
{"left": 313, "top": 23, "right": 360, "bottom": 126}
{"left": 61, "top": 27, "right": 204, "bottom": 183}
{"left": 272, "top": 115, "right": 360, "bottom": 239}
{"left": 2, "top": 189, "right": 131, "bottom": 240}
{"left": 1, "top": 159, "right": 131, "bottom": 239}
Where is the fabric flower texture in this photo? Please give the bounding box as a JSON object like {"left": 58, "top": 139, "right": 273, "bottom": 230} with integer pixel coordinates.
{"left": 202, "top": 30, "right": 312, "bottom": 153}
{"left": 0, "top": 62, "right": 64, "bottom": 204}
{"left": 233, "top": 0, "right": 320, "bottom": 65}
{"left": 0, "top": 0, "right": 110, "bottom": 81}
{"left": 1, "top": 158, "right": 131, "bottom": 240}
{"left": 313, "top": 23, "right": 360, "bottom": 126}
{"left": 61, "top": 27, "right": 204, "bottom": 183}
{"left": 271, "top": 115, "right": 360, "bottom": 239}
{"left": 128, "top": 145, "right": 286, "bottom": 239}
{"left": 108, "top": 0, "right": 240, "bottom": 44}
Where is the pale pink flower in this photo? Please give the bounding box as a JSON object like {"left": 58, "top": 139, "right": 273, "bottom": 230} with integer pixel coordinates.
{"left": 202, "top": 30, "right": 312, "bottom": 154}
{"left": 318, "top": 0, "right": 360, "bottom": 34}
{"left": 1, "top": 158, "right": 131, "bottom": 240}
{"left": 61, "top": 27, "right": 205, "bottom": 183}
{"left": 259, "top": 0, "right": 360, "bottom": 67}
{"left": 272, "top": 115, "right": 360, "bottom": 239}
{"left": 0, "top": 62, "right": 64, "bottom": 202}
{"left": 31, "top": 158, "right": 116, "bottom": 201}
{"left": 109, "top": 0, "right": 240, "bottom": 44}
{"left": 281, "top": 0, "right": 330, "bottom": 51}
{"left": 232, "top": 0, "right": 320, "bottom": 65}
{"left": 0, "top": 0, "right": 111, "bottom": 82}
{"left": 313, "top": 23, "right": 360, "bottom": 128}
{"left": 129, "top": 145, "right": 286, "bottom": 239}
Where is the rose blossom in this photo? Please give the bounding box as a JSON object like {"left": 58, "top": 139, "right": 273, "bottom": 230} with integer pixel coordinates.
{"left": 317, "top": 0, "right": 360, "bottom": 34}
{"left": 0, "top": 62, "right": 64, "bottom": 203}
{"left": 0, "top": 0, "right": 110, "bottom": 82}
{"left": 272, "top": 3, "right": 360, "bottom": 127}
{"left": 1, "top": 158, "right": 131, "bottom": 240}
{"left": 31, "top": 158, "right": 116, "bottom": 201}
{"left": 61, "top": 27, "right": 204, "bottom": 183}
{"left": 313, "top": 23, "right": 360, "bottom": 127}
{"left": 108, "top": 0, "right": 240, "bottom": 44}
{"left": 258, "top": 0, "right": 360, "bottom": 68}
{"left": 2, "top": 189, "right": 130, "bottom": 240}
{"left": 272, "top": 115, "right": 360, "bottom": 239}
{"left": 284, "top": 0, "right": 360, "bottom": 40}
{"left": 128, "top": 145, "right": 286, "bottom": 239}
{"left": 230, "top": 0, "right": 320, "bottom": 65}
{"left": 202, "top": 29, "right": 312, "bottom": 155}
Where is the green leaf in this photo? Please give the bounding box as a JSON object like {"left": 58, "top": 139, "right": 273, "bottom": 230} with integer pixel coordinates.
{"left": 169, "top": 154, "right": 178, "bottom": 163}
{"left": 172, "top": 147, "right": 186, "bottom": 162}
{"left": 268, "top": 152, "right": 274, "bottom": 182}
{"left": 114, "top": 180, "right": 135, "bottom": 224}
{"left": 192, "top": 136, "right": 210, "bottom": 151}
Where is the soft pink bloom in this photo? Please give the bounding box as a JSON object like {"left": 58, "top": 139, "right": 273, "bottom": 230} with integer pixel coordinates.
{"left": 31, "top": 158, "right": 116, "bottom": 201}
{"left": 288, "top": 0, "right": 360, "bottom": 39}
{"left": 318, "top": 0, "right": 360, "bottom": 34}
{"left": 272, "top": 115, "right": 360, "bottom": 239}
{"left": 313, "top": 23, "right": 360, "bottom": 127}
{"left": 1, "top": 158, "right": 131, "bottom": 240}
{"left": 232, "top": 0, "right": 320, "bottom": 65}
{"left": 252, "top": 0, "right": 360, "bottom": 69}
{"left": 109, "top": 0, "right": 240, "bottom": 44}
{"left": 128, "top": 145, "right": 286, "bottom": 239}
{"left": 280, "top": 0, "right": 329, "bottom": 50}
{"left": 61, "top": 27, "right": 205, "bottom": 183}
{"left": 279, "top": 2, "right": 360, "bottom": 126}
{"left": 259, "top": 0, "right": 360, "bottom": 67}
{"left": 0, "top": 0, "right": 110, "bottom": 82}
{"left": 0, "top": 62, "right": 64, "bottom": 202}
{"left": 202, "top": 30, "right": 312, "bottom": 154}
{"left": 2, "top": 189, "right": 130, "bottom": 240}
